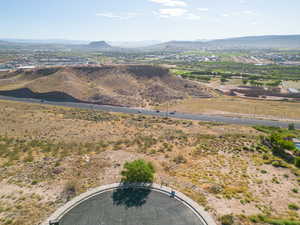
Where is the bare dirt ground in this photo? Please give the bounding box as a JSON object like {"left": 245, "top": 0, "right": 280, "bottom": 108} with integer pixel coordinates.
{"left": 231, "top": 56, "right": 274, "bottom": 65}
{"left": 158, "top": 96, "right": 300, "bottom": 122}
{"left": 0, "top": 65, "right": 211, "bottom": 107}
{"left": 0, "top": 99, "right": 299, "bottom": 225}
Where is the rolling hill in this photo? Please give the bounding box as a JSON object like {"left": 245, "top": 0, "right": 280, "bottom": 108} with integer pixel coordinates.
{"left": 2, "top": 35, "right": 300, "bottom": 51}
{"left": 148, "top": 35, "right": 300, "bottom": 50}
{"left": 0, "top": 65, "right": 211, "bottom": 107}
{"left": 88, "top": 41, "right": 112, "bottom": 49}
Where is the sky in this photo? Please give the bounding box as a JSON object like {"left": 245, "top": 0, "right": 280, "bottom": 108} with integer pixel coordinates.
{"left": 1, "top": 0, "right": 300, "bottom": 42}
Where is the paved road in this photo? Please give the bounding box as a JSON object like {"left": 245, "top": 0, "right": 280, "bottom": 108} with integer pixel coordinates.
{"left": 0, "top": 95, "right": 299, "bottom": 129}
{"left": 59, "top": 189, "right": 205, "bottom": 225}
{"left": 43, "top": 183, "right": 216, "bottom": 225}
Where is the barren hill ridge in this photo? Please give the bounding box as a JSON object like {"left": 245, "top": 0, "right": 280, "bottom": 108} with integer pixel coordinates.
{"left": 0, "top": 65, "right": 211, "bottom": 107}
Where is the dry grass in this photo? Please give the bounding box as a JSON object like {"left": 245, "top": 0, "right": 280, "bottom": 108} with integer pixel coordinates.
{"left": 0, "top": 65, "right": 211, "bottom": 107}
{"left": 283, "top": 80, "right": 300, "bottom": 89}
{"left": 158, "top": 96, "right": 300, "bottom": 121}
{"left": 0, "top": 99, "right": 299, "bottom": 225}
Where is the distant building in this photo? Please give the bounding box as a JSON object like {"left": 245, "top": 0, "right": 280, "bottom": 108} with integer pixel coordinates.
{"left": 17, "top": 66, "right": 36, "bottom": 69}
{"left": 288, "top": 88, "right": 299, "bottom": 94}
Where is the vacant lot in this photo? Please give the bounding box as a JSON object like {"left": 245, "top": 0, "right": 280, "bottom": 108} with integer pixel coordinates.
{"left": 0, "top": 100, "right": 299, "bottom": 225}
{"left": 158, "top": 96, "right": 300, "bottom": 121}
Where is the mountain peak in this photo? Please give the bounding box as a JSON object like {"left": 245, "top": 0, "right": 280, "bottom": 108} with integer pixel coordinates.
{"left": 88, "top": 41, "right": 111, "bottom": 48}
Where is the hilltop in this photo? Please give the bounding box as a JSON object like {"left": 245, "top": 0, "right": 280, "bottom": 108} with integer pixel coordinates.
{"left": 88, "top": 41, "right": 111, "bottom": 49}
{"left": 149, "top": 35, "right": 300, "bottom": 50}
{"left": 0, "top": 65, "right": 211, "bottom": 107}
{"left": 1, "top": 35, "right": 300, "bottom": 51}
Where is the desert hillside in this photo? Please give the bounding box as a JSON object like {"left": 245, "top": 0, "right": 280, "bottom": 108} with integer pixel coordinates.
{"left": 0, "top": 65, "right": 211, "bottom": 107}
{"left": 0, "top": 100, "right": 300, "bottom": 225}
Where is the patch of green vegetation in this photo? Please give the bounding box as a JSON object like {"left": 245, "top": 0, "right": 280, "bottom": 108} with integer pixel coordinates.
{"left": 294, "top": 157, "right": 300, "bottom": 168}
{"left": 220, "top": 214, "right": 234, "bottom": 225}
{"left": 121, "top": 159, "right": 155, "bottom": 183}
{"left": 268, "top": 132, "right": 296, "bottom": 155}
{"left": 288, "top": 203, "right": 299, "bottom": 211}
{"left": 63, "top": 109, "right": 118, "bottom": 122}
{"left": 250, "top": 215, "right": 300, "bottom": 225}
{"left": 253, "top": 125, "right": 284, "bottom": 134}
{"left": 171, "top": 69, "right": 213, "bottom": 82}
{"left": 192, "top": 61, "right": 300, "bottom": 81}
{"left": 0, "top": 135, "right": 108, "bottom": 167}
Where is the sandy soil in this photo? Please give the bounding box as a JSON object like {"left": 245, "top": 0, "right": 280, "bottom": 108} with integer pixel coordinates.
{"left": 0, "top": 99, "right": 299, "bottom": 225}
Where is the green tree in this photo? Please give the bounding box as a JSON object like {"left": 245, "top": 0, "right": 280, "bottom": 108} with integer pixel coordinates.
{"left": 269, "top": 132, "right": 295, "bottom": 155}
{"left": 220, "top": 77, "right": 228, "bottom": 83}
{"left": 288, "top": 123, "right": 295, "bottom": 131}
{"left": 121, "top": 159, "right": 155, "bottom": 183}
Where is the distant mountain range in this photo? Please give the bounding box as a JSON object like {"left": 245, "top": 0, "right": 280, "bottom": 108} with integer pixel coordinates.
{"left": 149, "top": 35, "right": 300, "bottom": 50}
{"left": 1, "top": 39, "right": 90, "bottom": 45}
{"left": 108, "top": 40, "right": 162, "bottom": 48}
{"left": 1, "top": 35, "right": 300, "bottom": 50}
{"left": 1, "top": 39, "right": 162, "bottom": 48}
{"left": 0, "top": 39, "right": 113, "bottom": 51}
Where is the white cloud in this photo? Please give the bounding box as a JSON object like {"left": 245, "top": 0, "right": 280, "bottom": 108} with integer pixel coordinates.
{"left": 149, "top": 0, "right": 187, "bottom": 7}
{"left": 158, "top": 8, "right": 188, "bottom": 17}
{"left": 186, "top": 13, "right": 201, "bottom": 20}
{"left": 221, "top": 10, "right": 257, "bottom": 17}
{"left": 96, "top": 12, "right": 139, "bottom": 20}
{"left": 243, "top": 10, "right": 255, "bottom": 15}
{"left": 197, "top": 8, "right": 209, "bottom": 12}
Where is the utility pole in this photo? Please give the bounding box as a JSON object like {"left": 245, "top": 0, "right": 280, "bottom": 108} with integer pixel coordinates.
{"left": 166, "top": 101, "right": 169, "bottom": 118}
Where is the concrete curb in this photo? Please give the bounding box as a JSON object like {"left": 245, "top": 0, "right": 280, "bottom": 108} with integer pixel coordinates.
{"left": 42, "top": 183, "right": 217, "bottom": 225}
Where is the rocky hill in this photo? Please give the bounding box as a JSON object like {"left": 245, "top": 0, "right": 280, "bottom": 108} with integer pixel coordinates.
{"left": 0, "top": 65, "right": 211, "bottom": 107}
{"left": 88, "top": 41, "right": 111, "bottom": 49}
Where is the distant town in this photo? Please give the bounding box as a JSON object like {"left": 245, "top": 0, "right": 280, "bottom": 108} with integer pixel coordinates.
{"left": 1, "top": 48, "right": 300, "bottom": 72}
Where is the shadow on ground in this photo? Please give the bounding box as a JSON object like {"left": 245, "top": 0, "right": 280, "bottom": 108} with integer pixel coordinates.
{"left": 0, "top": 88, "right": 84, "bottom": 103}
{"left": 112, "top": 188, "right": 151, "bottom": 208}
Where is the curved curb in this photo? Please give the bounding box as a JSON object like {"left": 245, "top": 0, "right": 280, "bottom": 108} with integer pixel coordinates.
{"left": 42, "top": 183, "right": 217, "bottom": 225}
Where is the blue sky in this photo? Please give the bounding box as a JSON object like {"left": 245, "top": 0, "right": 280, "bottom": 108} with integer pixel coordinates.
{"left": 1, "top": 0, "right": 300, "bottom": 41}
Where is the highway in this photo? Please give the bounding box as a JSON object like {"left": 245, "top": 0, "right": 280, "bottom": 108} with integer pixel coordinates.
{"left": 0, "top": 95, "right": 299, "bottom": 129}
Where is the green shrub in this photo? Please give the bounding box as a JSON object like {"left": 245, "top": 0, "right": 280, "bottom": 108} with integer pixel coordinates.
{"left": 272, "top": 160, "right": 287, "bottom": 168}
{"left": 121, "top": 159, "right": 155, "bottom": 183}
{"left": 242, "top": 79, "right": 248, "bottom": 85}
{"left": 220, "top": 77, "right": 228, "bottom": 83}
{"left": 288, "top": 123, "right": 295, "bottom": 131}
{"left": 31, "top": 180, "right": 38, "bottom": 185}
{"left": 294, "top": 157, "right": 300, "bottom": 168}
{"left": 292, "top": 188, "right": 298, "bottom": 193}
{"left": 266, "top": 218, "right": 300, "bottom": 225}
{"left": 250, "top": 214, "right": 300, "bottom": 225}
{"left": 173, "top": 155, "right": 187, "bottom": 164}
{"left": 63, "top": 180, "right": 78, "bottom": 200}
{"left": 220, "top": 214, "right": 234, "bottom": 225}
{"left": 253, "top": 126, "right": 281, "bottom": 134}
{"left": 270, "top": 133, "right": 295, "bottom": 151}
{"left": 288, "top": 203, "right": 299, "bottom": 210}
